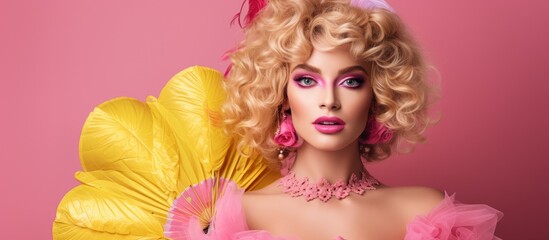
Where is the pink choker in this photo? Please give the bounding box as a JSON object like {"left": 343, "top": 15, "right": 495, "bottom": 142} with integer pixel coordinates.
{"left": 278, "top": 171, "right": 380, "bottom": 202}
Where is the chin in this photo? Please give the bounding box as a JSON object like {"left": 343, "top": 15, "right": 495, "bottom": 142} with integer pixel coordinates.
{"left": 304, "top": 138, "right": 355, "bottom": 152}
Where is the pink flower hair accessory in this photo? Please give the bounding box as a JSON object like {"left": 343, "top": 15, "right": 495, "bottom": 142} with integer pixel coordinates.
{"left": 274, "top": 112, "right": 302, "bottom": 148}
{"left": 359, "top": 115, "right": 394, "bottom": 145}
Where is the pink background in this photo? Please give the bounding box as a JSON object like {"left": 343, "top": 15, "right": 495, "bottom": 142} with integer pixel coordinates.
{"left": 1, "top": 0, "right": 548, "bottom": 239}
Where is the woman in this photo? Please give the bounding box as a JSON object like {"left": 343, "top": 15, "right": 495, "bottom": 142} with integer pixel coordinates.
{"left": 53, "top": 0, "right": 502, "bottom": 239}
{"left": 220, "top": 0, "right": 502, "bottom": 239}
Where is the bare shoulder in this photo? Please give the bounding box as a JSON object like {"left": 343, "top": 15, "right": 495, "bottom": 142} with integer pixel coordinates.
{"left": 378, "top": 186, "right": 445, "bottom": 222}
{"left": 242, "top": 181, "right": 283, "bottom": 207}
{"left": 242, "top": 181, "right": 281, "bottom": 199}
{"left": 241, "top": 181, "right": 286, "bottom": 229}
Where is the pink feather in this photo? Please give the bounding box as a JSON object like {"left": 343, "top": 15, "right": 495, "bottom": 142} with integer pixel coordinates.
{"left": 231, "top": 0, "right": 269, "bottom": 28}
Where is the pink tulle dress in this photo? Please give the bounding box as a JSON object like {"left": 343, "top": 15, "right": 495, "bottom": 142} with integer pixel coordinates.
{"left": 172, "top": 182, "right": 503, "bottom": 240}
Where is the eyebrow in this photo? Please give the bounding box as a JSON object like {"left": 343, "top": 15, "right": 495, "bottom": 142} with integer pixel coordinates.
{"left": 292, "top": 64, "right": 367, "bottom": 75}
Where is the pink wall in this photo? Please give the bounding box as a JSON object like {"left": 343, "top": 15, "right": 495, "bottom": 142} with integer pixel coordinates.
{"left": 1, "top": 0, "right": 547, "bottom": 239}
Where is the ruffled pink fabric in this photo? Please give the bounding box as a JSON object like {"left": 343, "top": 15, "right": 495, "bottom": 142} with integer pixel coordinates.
{"left": 405, "top": 193, "right": 503, "bottom": 240}
{"left": 212, "top": 182, "right": 249, "bottom": 239}
{"left": 190, "top": 188, "right": 502, "bottom": 240}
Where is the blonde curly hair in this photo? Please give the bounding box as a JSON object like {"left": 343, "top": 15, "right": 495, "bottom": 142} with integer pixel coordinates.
{"left": 223, "top": 0, "right": 434, "bottom": 167}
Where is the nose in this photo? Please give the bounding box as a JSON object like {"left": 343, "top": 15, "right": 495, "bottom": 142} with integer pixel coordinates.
{"left": 319, "top": 87, "right": 341, "bottom": 110}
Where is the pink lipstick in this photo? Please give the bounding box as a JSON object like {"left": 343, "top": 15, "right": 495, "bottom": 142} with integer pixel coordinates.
{"left": 313, "top": 116, "right": 346, "bottom": 134}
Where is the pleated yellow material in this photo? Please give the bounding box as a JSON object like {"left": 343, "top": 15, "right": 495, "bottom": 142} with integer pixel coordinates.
{"left": 53, "top": 66, "right": 280, "bottom": 239}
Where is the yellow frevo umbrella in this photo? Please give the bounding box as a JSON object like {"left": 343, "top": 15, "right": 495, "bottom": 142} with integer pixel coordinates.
{"left": 53, "top": 66, "right": 279, "bottom": 239}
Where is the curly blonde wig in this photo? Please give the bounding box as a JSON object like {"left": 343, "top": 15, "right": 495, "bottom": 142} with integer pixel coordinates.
{"left": 223, "top": 0, "right": 433, "bottom": 167}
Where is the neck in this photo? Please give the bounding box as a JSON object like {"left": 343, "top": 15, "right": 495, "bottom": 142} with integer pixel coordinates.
{"left": 290, "top": 141, "right": 365, "bottom": 183}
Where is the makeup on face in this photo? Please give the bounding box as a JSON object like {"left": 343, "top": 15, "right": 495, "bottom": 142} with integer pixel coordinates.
{"left": 286, "top": 45, "right": 373, "bottom": 151}
{"left": 313, "top": 116, "right": 346, "bottom": 134}
{"left": 289, "top": 64, "right": 369, "bottom": 135}
{"left": 291, "top": 64, "right": 368, "bottom": 89}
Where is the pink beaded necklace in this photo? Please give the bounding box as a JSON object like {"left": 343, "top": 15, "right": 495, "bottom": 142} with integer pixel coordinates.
{"left": 278, "top": 170, "right": 380, "bottom": 202}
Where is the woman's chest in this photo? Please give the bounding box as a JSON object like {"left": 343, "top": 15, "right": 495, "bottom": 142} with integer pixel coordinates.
{"left": 244, "top": 195, "right": 407, "bottom": 240}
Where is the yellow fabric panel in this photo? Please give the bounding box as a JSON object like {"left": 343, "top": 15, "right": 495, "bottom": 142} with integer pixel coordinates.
{"left": 75, "top": 171, "right": 172, "bottom": 214}
{"left": 158, "top": 66, "right": 229, "bottom": 173}
{"left": 147, "top": 99, "right": 207, "bottom": 188}
{"left": 220, "top": 144, "right": 280, "bottom": 190}
{"left": 79, "top": 98, "right": 153, "bottom": 173}
{"left": 79, "top": 97, "right": 180, "bottom": 195}
{"left": 53, "top": 185, "right": 166, "bottom": 240}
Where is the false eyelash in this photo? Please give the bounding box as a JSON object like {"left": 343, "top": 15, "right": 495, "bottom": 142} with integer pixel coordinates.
{"left": 339, "top": 77, "right": 365, "bottom": 88}
{"left": 293, "top": 75, "right": 318, "bottom": 87}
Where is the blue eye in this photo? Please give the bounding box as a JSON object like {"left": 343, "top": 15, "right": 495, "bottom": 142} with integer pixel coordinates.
{"left": 295, "top": 77, "right": 317, "bottom": 87}
{"left": 340, "top": 78, "right": 363, "bottom": 88}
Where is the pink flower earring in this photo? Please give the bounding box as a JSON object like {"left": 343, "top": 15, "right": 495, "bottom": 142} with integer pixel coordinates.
{"left": 274, "top": 111, "right": 302, "bottom": 160}
{"left": 359, "top": 114, "right": 393, "bottom": 145}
